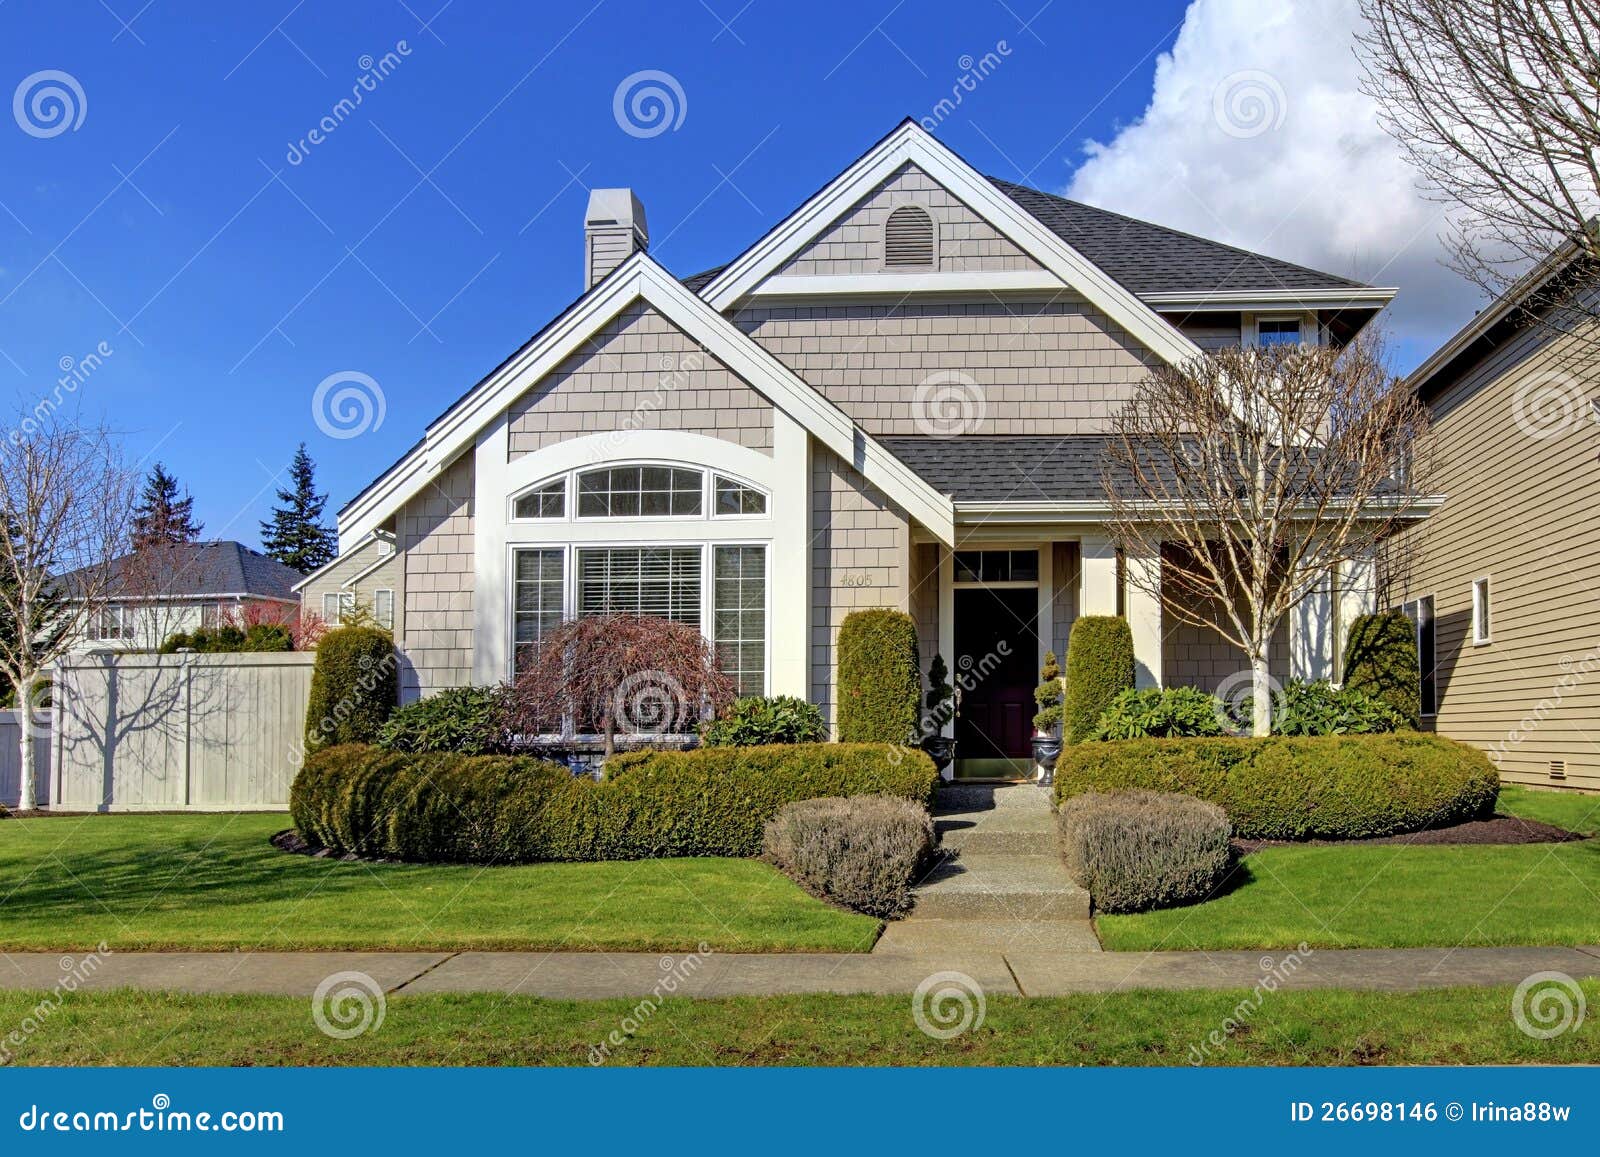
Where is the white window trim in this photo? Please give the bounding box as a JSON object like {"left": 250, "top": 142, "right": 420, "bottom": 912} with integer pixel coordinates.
{"left": 1471, "top": 576, "right": 1492, "bottom": 646}
{"left": 1251, "top": 313, "right": 1307, "bottom": 347}
{"left": 508, "top": 461, "right": 771, "bottom": 525}
{"left": 1398, "top": 593, "right": 1438, "bottom": 718}
{"left": 374, "top": 588, "right": 395, "bottom": 630}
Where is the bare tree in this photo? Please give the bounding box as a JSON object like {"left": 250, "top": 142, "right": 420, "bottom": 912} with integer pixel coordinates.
{"left": 0, "top": 412, "right": 135, "bottom": 809}
{"left": 1101, "top": 342, "right": 1432, "bottom": 736}
{"left": 1358, "top": 0, "right": 1600, "bottom": 342}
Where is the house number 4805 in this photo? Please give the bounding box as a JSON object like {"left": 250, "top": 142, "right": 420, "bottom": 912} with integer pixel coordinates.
{"left": 839, "top": 571, "right": 873, "bottom": 588}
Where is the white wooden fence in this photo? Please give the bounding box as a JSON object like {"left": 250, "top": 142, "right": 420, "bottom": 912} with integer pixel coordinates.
{"left": 0, "top": 710, "right": 52, "bottom": 810}
{"left": 20, "top": 651, "right": 318, "bottom": 811}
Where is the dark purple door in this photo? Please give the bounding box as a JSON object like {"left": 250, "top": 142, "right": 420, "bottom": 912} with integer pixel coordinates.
{"left": 953, "top": 587, "right": 1039, "bottom": 762}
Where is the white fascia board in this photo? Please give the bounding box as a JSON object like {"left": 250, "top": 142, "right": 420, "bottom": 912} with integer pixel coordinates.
{"left": 953, "top": 494, "right": 1445, "bottom": 522}
{"left": 699, "top": 121, "right": 1204, "bottom": 368}
{"left": 1143, "top": 288, "right": 1397, "bottom": 312}
{"left": 749, "top": 270, "right": 1068, "bottom": 298}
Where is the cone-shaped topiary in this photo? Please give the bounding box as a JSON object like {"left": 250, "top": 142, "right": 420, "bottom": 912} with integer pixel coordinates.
{"left": 924, "top": 653, "right": 954, "bottom": 738}
{"left": 836, "top": 608, "right": 921, "bottom": 744}
{"left": 1033, "top": 649, "right": 1064, "bottom": 734}
{"left": 1064, "top": 615, "right": 1135, "bottom": 743}
{"left": 1342, "top": 610, "right": 1421, "bottom": 727}
{"left": 304, "top": 626, "right": 398, "bottom": 753}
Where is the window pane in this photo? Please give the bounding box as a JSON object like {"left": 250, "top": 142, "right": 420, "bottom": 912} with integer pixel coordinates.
{"left": 512, "top": 548, "right": 564, "bottom": 677}
{"left": 714, "top": 475, "right": 767, "bottom": 516}
{"left": 575, "top": 465, "right": 703, "bottom": 518}
{"left": 954, "top": 552, "right": 981, "bottom": 583}
{"left": 577, "top": 547, "right": 700, "bottom": 623}
{"left": 1009, "top": 551, "right": 1039, "bottom": 582}
{"left": 1257, "top": 319, "right": 1301, "bottom": 346}
{"left": 375, "top": 589, "right": 395, "bottom": 630}
{"left": 513, "top": 479, "right": 565, "bottom": 519}
{"left": 713, "top": 545, "right": 766, "bottom": 696}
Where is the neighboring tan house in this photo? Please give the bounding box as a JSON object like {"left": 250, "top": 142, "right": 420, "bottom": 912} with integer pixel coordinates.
{"left": 1394, "top": 249, "right": 1600, "bottom": 792}
{"left": 329, "top": 120, "right": 1400, "bottom": 778}
{"left": 293, "top": 530, "right": 399, "bottom": 632}
{"left": 68, "top": 540, "right": 303, "bottom": 652}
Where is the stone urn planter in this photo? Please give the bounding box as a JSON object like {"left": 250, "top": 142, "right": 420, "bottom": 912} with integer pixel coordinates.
{"left": 1030, "top": 734, "right": 1062, "bottom": 785}
{"left": 921, "top": 735, "right": 955, "bottom": 776}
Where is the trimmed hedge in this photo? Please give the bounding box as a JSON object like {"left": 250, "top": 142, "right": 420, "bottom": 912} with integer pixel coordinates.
{"left": 763, "top": 796, "right": 935, "bottom": 917}
{"left": 1064, "top": 615, "right": 1135, "bottom": 743}
{"left": 290, "top": 742, "right": 940, "bottom": 863}
{"left": 836, "top": 609, "right": 921, "bottom": 744}
{"left": 1058, "top": 790, "right": 1233, "bottom": 913}
{"left": 1343, "top": 610, "right": 1421, "bottom": 727}
{"left": 1054, "top": 733, "right": 1498, "bottom": 840}
{"left": 304, "top": 627, "right": 398, "bottom": 753}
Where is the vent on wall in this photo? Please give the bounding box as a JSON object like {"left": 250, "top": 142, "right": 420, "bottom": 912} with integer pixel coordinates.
{"left": 884, "top": 205, "right": 935, "bottom": 267}
{"left": 1550, "top": 759, "right": 1568, "bottom": 781}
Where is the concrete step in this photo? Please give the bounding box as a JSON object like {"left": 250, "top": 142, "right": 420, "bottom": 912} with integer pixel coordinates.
{"left": 937, "top": 824, "right": 1057, "bottom": 856}
{"left": 875, "top": 917, "right": 1100, "bottom": 956}
{"left": 912, "top": 853, "right": 1089, "bottom": 921}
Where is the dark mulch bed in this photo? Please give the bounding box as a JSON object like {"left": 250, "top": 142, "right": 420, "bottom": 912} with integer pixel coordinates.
{"left": 1233, "top": 813, "right": 1589, "bottom": 855}
{"left": 271, "top": 828, "right": 398, "bottom": 863}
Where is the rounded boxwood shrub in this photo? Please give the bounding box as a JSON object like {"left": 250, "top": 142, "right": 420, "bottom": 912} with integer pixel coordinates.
{"left": 1272, "top": 679, "right": 1405, "bottom": 735}
{"left": 836, "top": 609, "right": 921, "bottom": 744}
{"left": 1091, "top": 687, "right": 1228, "bottom": 740}
{"left": 1342, "top": 610, "right": 1421, "bottom": 727}
{"left": 1055, "top": 733, "right": 1498, "bottom": 841}
{"left": 290, "top": 742, "right": 940, "bottom": 863}
{"left": 1064, "top": 615, "right": 1135, "bottom": 743}
{"left": 699, "top": 695, "right": 826, "bottom": 747}
{"left": 303, "top": 626, "right": 398, "bottom": 753}
{"left": 1058, "top": 790, "right": 1233, "bottom": 913}
{"left": 762, "top": 795, "right": 935, "bottom": 917}
{"left": 376, "top": 686, "right": 510, "bottom": 755}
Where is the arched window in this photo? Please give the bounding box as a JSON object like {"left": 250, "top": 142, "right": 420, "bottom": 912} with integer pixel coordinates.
{"left": 512, "top": 478, "right": 566, "bottom": 519}
{"left": 577, "top": 465, "right": 703, "bottom": 518}
{"left": 884, "top": 205, "right": 935, "bottom": 267}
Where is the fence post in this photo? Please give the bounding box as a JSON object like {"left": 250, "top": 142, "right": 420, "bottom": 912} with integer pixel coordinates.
{"left": 182, "top": 655, "right": 193, "bottom": 808}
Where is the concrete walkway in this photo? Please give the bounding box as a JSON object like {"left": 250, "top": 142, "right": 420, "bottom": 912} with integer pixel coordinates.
{"left": 4, "top": 946, "right": 1600, "bottom": 999}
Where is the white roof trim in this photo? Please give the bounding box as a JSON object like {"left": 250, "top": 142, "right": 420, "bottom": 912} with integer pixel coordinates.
{"left": 749, "top": 270, "right": 1068, "bottom": 298}
{"left": 340, "top": 252, "right": 956, "bottom": 545}
{"left": 291, "top": 530, "right": 394, "bottom": 592}
{"left": 698, "top": 120, "right": 1204, "bottom": 367}
{"left": 1143, "top": 288, "right": 1397, "bottom": 312}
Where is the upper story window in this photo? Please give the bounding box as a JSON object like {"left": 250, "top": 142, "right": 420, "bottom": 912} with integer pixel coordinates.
{"left": 884, "top": 205, "right": 935, "bottom": 267}
{"left": 89, "top": 604, "right": 134, "bottom": 641}
{"left": 511, "top": 464, "right": 769, "bottom": 522}
{"left": 513, "top": 479, "right": 565, "bottom": 519}
{"left": 714, "top": 475, "right": 767, "bottom": 516}
{"left": 1256, "top": 317, "right": 1303, "bottom": 347}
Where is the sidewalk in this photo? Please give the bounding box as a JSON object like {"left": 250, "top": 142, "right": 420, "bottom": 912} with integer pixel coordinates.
{"left": 6, "top": 945, "right": 1599, "bottom": 999}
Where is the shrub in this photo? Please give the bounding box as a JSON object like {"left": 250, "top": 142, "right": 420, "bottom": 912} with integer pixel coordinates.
{"left": 161, "top": 622, "right": 293, "bottom": 653}
{"left": 1091, "top": 687, "right": 1227, "bottom": 740}
{"left": 762, "top": 796, "right": 935, "bottom": 917}
{"left": 700, "top": 695, "right": 826, "bottom": 747}
{"left": 1343, "top": 610, "right": 1421, "bottom": 726}
{"left": 1055, "top": 733, "right": 1498, "bottom": 840}
{"left": 1033, "top": 650, "right": 1064, "bottom": 734}
{"left": 376, "top": 686, "right": 511, "bottom": 755}
{"left": 1058, "top": 790, "right": 1233, "bottom": 913}
{"left": 1272, "top": 679, "right": 1406, "bottom": 736}
{"left": 290, "top": 742, "right": 940, "bottom": 863}
{"left": 1064, "top": 616, "right": 1135, "bottom": 743}
{"left": 923, "top": 653, "right": 954, "bottom": 738}
{"left": 303, "top": 626, "right": 398, "bottom": 753}
{"left": 836, "top": 609, "right": 921, "bottom": 744}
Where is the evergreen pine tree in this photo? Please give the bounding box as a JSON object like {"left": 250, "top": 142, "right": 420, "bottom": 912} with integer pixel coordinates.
{"left": 130, "top": 463, "right": 203, "bottom": 549}
{"left": 260, "top": 444, "right": 337, "bottom": 574}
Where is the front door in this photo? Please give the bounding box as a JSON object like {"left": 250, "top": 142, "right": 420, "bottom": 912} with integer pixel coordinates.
{"left": 953, "top": 585, "right": 1039, "bottom": 779}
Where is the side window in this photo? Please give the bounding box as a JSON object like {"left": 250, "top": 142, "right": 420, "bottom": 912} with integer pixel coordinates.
{"left": 1396, "top": 596, "right": 1437, "bottom": 716}
{"left": 374, "top": 589, "right": 395, "bottom": 630}
{"left": 322, "top": 592, "right": 341, "bottom": 626}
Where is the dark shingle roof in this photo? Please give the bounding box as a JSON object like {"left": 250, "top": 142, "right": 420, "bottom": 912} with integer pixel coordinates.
{"left": 681, "top": 266, "right": 725, "bottom": 293}
{"left": 90, "top": 541, "right": 304, "bottom": 601}
{"left": 880, "top": 436, "right": 1116, "bottom": 503}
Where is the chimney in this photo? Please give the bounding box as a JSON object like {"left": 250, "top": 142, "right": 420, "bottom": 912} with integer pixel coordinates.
{"left": 584, "top": 188, "right": 648, "bottom": 289}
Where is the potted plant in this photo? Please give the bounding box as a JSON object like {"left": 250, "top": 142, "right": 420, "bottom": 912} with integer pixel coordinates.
{"left": 920, "top": 653, "right": 956, "bottom": 774}
{"left": 1032, "top": 650, "right": 1065, "bottom": 782}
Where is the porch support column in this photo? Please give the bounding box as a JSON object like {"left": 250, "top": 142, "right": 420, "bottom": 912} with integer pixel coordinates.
{"left": 1290, "top": 576, "right": 1335, "bottom": 683}
{"left": 1079, "top": 534, "right": 1118, "bottom": 616}
{"left": 1125, "top": 545, "right": 1163, "bottom": 690}
{"left": 769, "top": 413, "right": 811, "bottom": 699}
{"left": 1334, "top": 553, "right": 1376, "bottom": 683}
{"left": 937, "top": 546, "right": 955, "bottom": 738}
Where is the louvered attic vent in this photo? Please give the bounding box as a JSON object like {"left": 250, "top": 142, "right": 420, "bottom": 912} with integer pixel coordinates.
{"left": 884, "top": 205, "right": 935, "bottom": 267}
{"left": 1550, "top": 759, "right": 1567, "bottom": 781}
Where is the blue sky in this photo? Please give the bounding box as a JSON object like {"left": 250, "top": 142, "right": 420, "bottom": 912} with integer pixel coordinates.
{"left": 0, "top": 0, "right": 1457, "bottom": 545}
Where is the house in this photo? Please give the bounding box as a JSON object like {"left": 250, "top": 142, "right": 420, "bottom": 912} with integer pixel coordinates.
{"left": 1393, "top": 244, "right": 1600, "bottom": 792}
{"left": 69, "top": 540, "right": 303, "bottom": 652}
{"left": 326, "top": 120, "right": 1398, "bottom": 778}
{"left": 292, "top": 530, "right": 398, "bottom": 630}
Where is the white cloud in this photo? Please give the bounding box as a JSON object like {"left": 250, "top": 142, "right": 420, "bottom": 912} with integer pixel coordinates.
{"left": 1065, "top": 0, "right": 1483, "bottom": 365}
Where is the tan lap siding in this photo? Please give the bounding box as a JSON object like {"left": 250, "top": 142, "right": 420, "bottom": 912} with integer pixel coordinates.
{"left": 810, "top": 445, "right": 911, "bottom": 730}
{"left": 299, "top": 538, "right": 402, "bottom": 631}
{"left": 507, "top": 303, "right": 773, "bottom": 457}
{"left": 1396, "top": 310, "right": 1600, "bottom": 790}
{"left": 737, "top": 300, "right": 1158, "bottom": 436}
{"left": 398, "top": 454, "right": 475, "bottom": 698}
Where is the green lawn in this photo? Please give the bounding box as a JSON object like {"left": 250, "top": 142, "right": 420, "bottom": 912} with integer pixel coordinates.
{"left": 2, "top": 983, "right": 1596, "bottom": 1066}
{"left": 1099, "top": 786, "right": 1600, "bottom": 951}
{"left": 0, "top": 813, "right": 879, "bottom": 953}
